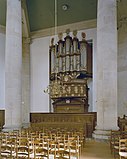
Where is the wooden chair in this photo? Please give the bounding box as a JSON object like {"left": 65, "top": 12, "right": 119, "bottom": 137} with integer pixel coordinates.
{"left": 34, "top": 139, "right": 50, "bottom": 159}
{"left": 119, "top": 138, "right": 127, "bottom": 159}
{"left": 6, "top": 137, "right": 17, "bottom": 158}
{"left": 113, "top": 131, "right": 127, "bottom": 159}
{"left": 49, "top": 140, "right": 61, "bottom": 159}
{"left": 16, "top": 137, "right": 30, "bottom": 158}
{"left": 16, "top": 145, "right": 30, "bottom": 158}
{"left": 109, "top": 130, "right": 121, "bottom": 157}
{"left": 0, "top": 143, "right": 12, "bottom": 158}
{"left": 62, "top": 140, "right": 80, "bottom": 159}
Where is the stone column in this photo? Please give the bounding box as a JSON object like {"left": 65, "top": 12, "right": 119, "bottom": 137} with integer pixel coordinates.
{"left": 4, "top": 0, "right": 22, "bottom": 130}
{"left": 22, "top": 38, "right": 31, "bottom": 128}
{"left": 93, "top": 0, "right": 118, "bottom": 139}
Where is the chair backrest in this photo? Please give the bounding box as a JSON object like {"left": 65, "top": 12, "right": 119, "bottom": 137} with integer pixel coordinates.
{"left": 109, "top": 130, "right": 121, "bottom": 153}
{"left": 0, "top": 144, "right": 13, "bottom": 158}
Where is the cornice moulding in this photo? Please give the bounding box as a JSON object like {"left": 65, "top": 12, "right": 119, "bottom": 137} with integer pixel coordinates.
{"left": 30, "top": 19, "right": 97, "bottom": 39}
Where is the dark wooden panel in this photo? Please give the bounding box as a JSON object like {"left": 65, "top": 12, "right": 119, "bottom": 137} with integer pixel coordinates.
{"left": 30, "top": 112, "right": 96, "bottom": 137}
{"left": 0, "top": 110, "right": 5, "bottom": 130}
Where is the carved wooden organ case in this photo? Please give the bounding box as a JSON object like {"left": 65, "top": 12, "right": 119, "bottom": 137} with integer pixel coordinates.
{"left": 49, "top": 30, "right": 92, "bottom": 113}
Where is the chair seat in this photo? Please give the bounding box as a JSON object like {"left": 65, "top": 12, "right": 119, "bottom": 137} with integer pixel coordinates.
{"left": 62, "top": 155, "right": 77, "bottom": 159}
{"left": 65, "top": 148, "right": 79, "bottom": 153}
{"left": 119, "top": 151, "right": 127, "bottom": 157}
{"left": 114, "top": 145, "right": 119, "bottom": 149}
{"left": 50, "top": 154, "right": 60, "bottom": 158}
{"left": 1, "top": 151, "right": 11, "bottom": 156}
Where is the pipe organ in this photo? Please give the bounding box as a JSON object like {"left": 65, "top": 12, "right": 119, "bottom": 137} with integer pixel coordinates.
{"left": 49, "top": 29, "right": 92, "bottom": 113}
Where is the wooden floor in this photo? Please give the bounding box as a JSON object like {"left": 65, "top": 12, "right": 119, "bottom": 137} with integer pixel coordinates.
{"left": 80, "top": 139, "right": 114, "bottom": 159}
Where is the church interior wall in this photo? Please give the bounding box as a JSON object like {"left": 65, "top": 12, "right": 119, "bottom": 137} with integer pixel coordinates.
{"left": 30, "top": 36, "right": 50, "bottom": 112}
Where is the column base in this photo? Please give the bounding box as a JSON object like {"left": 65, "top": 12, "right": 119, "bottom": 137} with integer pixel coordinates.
{"left": 93, "top": 129, "right": 111, "bottom": 140}
{"left": 93, "top": 127, "right": 119, "bottom": 140}
{"left": 3, "top": 124, "right": 22, "bottom": 132}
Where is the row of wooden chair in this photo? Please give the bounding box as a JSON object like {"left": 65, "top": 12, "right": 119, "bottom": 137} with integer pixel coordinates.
{"left": 0, "top": 128, "right": 85, "bottom": 158}
{"left": 23, "top": 127, "right": 85, "bottom": 148}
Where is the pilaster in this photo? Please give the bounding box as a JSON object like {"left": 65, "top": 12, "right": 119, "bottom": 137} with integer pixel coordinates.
{"left": 22, "top": 37, "right": 31, "bottom": 128}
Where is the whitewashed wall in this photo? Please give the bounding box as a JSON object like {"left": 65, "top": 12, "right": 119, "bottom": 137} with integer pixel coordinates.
{"left": 30, "top": 28, "right": 97, "bottom": 112}
{"left": 118, "top": 27, "right": 127, "bottom": 117}
{"left": 30, "top": 37, "right": 50, "bottom": 112}
{"left": 0, "top": 33, "right": 5, "bottom": 109}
